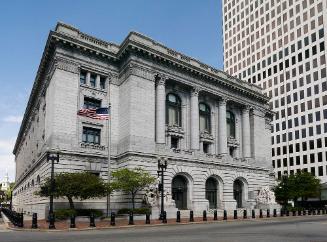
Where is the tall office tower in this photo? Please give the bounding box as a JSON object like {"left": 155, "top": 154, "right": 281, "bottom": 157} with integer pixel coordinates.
{"left": 223, "top": 0, "right": 327, "bottom": 182}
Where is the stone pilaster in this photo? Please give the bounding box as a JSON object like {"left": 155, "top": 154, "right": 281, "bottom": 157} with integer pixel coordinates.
{"left": 155, "top": 74, "right": 166, "bottom": 144}
{"left": 86, "top": 72, "right": 91, "bottom": 86}
{"left": 96, "top": 74, "right": 100, "bottom": 88}
{"left": 190, "top": 88, "right": 200, "bottom": 150}
{"left": 242, "top": 106, "right": 251, "bottom": 158}
{"left": 218, "top": 99, "right": 227, "bottom": 155}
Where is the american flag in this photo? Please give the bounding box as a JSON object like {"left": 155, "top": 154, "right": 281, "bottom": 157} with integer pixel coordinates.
{"left": 77, "top": 107, "right": 110, "bottom": 120}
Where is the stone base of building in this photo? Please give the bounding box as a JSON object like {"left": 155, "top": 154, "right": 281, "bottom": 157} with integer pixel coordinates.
{"left": 255, "top": 203, "right": 281, "bottom": 211}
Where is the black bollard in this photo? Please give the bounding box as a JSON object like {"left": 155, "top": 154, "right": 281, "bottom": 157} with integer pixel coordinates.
{"left": 90, "top": 213, "right": 95, "bottom": 227}
{"left": 213, "top": 210, "right": 218, "bottom": 221}
{"left": 70, "top": 214, "right": 76, "bottom": 228}
{"left": 163, "top": 211, "right": 167, "bottom": 224}
{"left": 308, "top": 210, "right": 312, "bottom": 215}
{"left": 298, "top": 210, "right": 302, "bottom": 216}
{"left": 20, "top": 213, "right": 24, "bottom": 228}
{"left": 203, "top": 210, "right": 207, "bottom": 221}
{"left": 48, "top": 212, "right": 55, "bottom": 229}
{"left": 286, "top": 210, "right": 289, "bottom": 216}
{"left": 234, "top": 210, "right": 237, "bottom": 219}
{"left": 273, "top": 209, "right": 277, "bottom": 217}
{"left": 317, "top": 209, "right": 321, "bottom": 215}
{"left": 323, "top": 209, "right": 326, "bottom": 215}
{"left": 31, "top": 213, "right": 38, "bottom": 229}
{"left": 280, "top": 209, "right": 284, "bottom": 217}
{"left": 223, "top": 210, "right": 227, "bottom": 220}
{"left": 267, "top": 209, "right": 270, "bottom": 218}
{"left": 243, "top": 209, "right": 247, "bottom": 219}
{"left": 303, "top": 209, "right": 307, "bottom": 216}
{"left": 292, "top": 210, "right": 296, "bottom": 216}
{"left": 252, "top": 209, "right": 255, "bottom": 219}
{"left": 129, "top": 211, "right": 134, "bottom": 225}
{"left": 145, "top": 212, "right": 150, "bottom": 224}
{"left": 259, "top": 209, "right": 263, "bottom": 218}
{"left": 313, "top": 209, "right": 316, "bottom": 215}
{"left": 189, "top": 210, "right": 194, "bottom": 222}
{"left": 176, "top": 211, "right": 181, "bottom": 223}
{"left": 111, "top": 212, "right": 116, "bottom": 226}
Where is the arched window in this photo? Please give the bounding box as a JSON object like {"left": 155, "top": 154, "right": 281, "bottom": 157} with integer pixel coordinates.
{"left": 166, "top": 93, "right": 181, "bottom": 126}
{"left": 227, "top": 111, "right": 235, "bottom": 138}
{"left": 199, "top": 103, "right": 211, "bottom": 132}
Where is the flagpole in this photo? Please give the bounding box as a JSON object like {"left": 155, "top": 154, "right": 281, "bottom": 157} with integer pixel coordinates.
{"left": 106, "top": 78, "right": 112, "bottom": 217}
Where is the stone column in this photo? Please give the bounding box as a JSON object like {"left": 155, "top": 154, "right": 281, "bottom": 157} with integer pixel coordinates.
{"left": 218, "top": 99, "right": 227, "bottom": 155}
{"left": 190, "top": 88, "right": 200, "bottom": 150}
{"left": 234, "top": 115, "right": 240, "bottom": 158}
{"left": 242, "top": 106, "right": 251, "bottom": 158}
{"left": 86, "top": 72, "right": 91, "bottom": 86}
{"left": 156, "top": 75, "right": 166, "bottom": 144}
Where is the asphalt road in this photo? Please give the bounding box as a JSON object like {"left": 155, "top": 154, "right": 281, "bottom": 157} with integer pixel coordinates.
{"left": 1, "top": 216, "right": 327, "bottom": 242}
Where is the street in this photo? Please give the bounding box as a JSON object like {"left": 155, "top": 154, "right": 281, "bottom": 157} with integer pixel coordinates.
{"left": 1, "top": 216, "right": 327, "bottom": 242}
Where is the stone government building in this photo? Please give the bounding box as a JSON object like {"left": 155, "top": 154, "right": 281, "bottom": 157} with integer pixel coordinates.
{"left": 12, "top": 22, "right": 274, "bottom": 218}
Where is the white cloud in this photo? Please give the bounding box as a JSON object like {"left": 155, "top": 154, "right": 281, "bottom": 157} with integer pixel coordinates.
{"left": 3, "top": 115, "right": 23, "bottom": 124}
{"left": 0, "top": 154, "right": 15, "bottom": 182}
{"left": 0, "top": 138, "right": 15, "bottom": 154}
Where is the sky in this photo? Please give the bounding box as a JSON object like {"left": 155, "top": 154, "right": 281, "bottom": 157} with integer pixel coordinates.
{"left": 0, "top": 0, "right": 223, "bottom": 182}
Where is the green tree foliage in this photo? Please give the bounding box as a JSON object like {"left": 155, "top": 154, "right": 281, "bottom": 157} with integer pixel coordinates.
{"left": 111, "top": 168, "right": 156, "bottom": 209}
{"left": 274, "top": 171, "right": 321, "bottom": 207}
{"left": 36, "top": 172, "right": 111, "bottom": 209}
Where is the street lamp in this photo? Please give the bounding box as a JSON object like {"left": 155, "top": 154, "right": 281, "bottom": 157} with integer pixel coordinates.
{"left": 157, "top": 157, "right": 167, "bottom": 220}
{"left": 47, "top": 152, "right": 59, "bottom": 229}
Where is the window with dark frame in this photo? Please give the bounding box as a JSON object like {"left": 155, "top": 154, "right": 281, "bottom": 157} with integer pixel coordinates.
{"left": 82, "top": 127, "right": 101, "bottom": 144}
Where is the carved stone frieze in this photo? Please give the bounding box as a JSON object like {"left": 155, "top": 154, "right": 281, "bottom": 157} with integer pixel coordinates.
{"left": 55, "top": 57, "right": 79, "bottom": 74}
{"left": 166, "top": 125, "right": 184, "bottom": 138}
{"left": 80, "top": 142, "right": 106, "bottom": 150}
{"left": 227, "top": 137, "right": 239, "bottom": 147}
{"left": 200, "top": 131, "right": 214, "bottom": 143}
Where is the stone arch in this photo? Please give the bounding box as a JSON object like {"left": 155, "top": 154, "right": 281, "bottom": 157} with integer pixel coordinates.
{"left": 169, "top": 166, "right": 194, "bottom": 210}
{"left": 233, "top": 176, "right": 249, "bottom": 208}
{"left": 205, "top": 174, "right": 224, "bottom": 209}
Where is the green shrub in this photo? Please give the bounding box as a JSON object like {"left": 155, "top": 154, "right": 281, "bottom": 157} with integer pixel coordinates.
{"left": 117, "top": 207, "right": 151, "bottom": 215}
{"left": 54, "top": 209, "right": 103, "bottom": 220}
{"left": 54, "top": 209, "right": 76, "bottom": 220}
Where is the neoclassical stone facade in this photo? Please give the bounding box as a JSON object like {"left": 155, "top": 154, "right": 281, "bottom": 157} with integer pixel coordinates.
{"left": 12, "top": 22, "right": 274, "bottom": 218}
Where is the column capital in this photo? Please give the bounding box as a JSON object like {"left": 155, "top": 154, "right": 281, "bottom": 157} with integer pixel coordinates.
{"left": 191, "top": 87, "right": 201, "bottom": 97}
{"left": 155, "top": 73, "right": 167, "bottom": 86}
{"left": 242, "top": 104, "right": 253, "bottom": 113}
{"left": 218, "top": 97, "right": 228, "bottom": 106}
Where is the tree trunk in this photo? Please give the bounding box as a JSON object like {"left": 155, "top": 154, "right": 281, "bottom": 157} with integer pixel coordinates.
{"left": 132, "top": 194, "right": 135, "bottom": 210}
{"left": 67, "top": 197, "right": 74, "bottom": 209}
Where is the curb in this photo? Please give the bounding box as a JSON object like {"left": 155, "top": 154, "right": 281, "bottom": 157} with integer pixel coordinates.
{"left": 6, "top": 215, "right": 326, "bottom": 232}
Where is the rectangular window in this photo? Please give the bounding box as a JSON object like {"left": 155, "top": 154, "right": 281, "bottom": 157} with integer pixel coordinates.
{"left": 100, "top": 77, "right": 106, "bottom": 89}
{"left": 80, "top": 71, "right": 87, "bottom": 84}
{"left": 318, "top": 166, "right": 323, "bottom": 176}
{"left": 84, "top": 97, "right": 101, "bottom": 109}
{"left": 82, "top": 127, "right": 101, "bottom": 144}
{"left": 90, "top": 74, "right": 97, "bottom": 87}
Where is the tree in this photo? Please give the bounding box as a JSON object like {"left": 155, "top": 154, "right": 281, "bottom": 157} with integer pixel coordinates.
{"left": 274, "top": 171, "right": 321, "bottom": 207}
{"left": 36, "top": 172, "right": 110, "bottom": 209}
{"left": 111, "top": 168, "right": 156, "bottom": 210}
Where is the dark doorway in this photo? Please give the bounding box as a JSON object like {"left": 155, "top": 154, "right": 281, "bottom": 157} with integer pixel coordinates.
{"left": 172, "top": 175, "right": 188, "bottom": 210}
{"left": 233, "top": 179, "right": 243, "bottom": 208}
{"left": 205, "top": 177, "right": 218, "bottom": 209}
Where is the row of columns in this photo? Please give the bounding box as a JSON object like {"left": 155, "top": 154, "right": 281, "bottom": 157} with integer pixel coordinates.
{"left": 84, "top": 71, "right": 104, "bottom": 89}
{"left": 155, "top": 75, "right": 251, "bottom": 158}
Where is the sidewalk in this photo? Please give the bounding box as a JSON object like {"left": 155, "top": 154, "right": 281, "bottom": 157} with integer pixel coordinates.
{"left": 5, "top": 213, "right": 327, "bottom": 232}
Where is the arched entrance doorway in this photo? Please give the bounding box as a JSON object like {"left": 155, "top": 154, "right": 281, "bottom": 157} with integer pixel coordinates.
{"left": 172, "top": 175, "right": 188, "bottom": 210}
{"left": 233, "top": 179, "right": 243, "bottom": 208}
{"left": 205, "top": 177, "right": 218, "bottom": 209}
